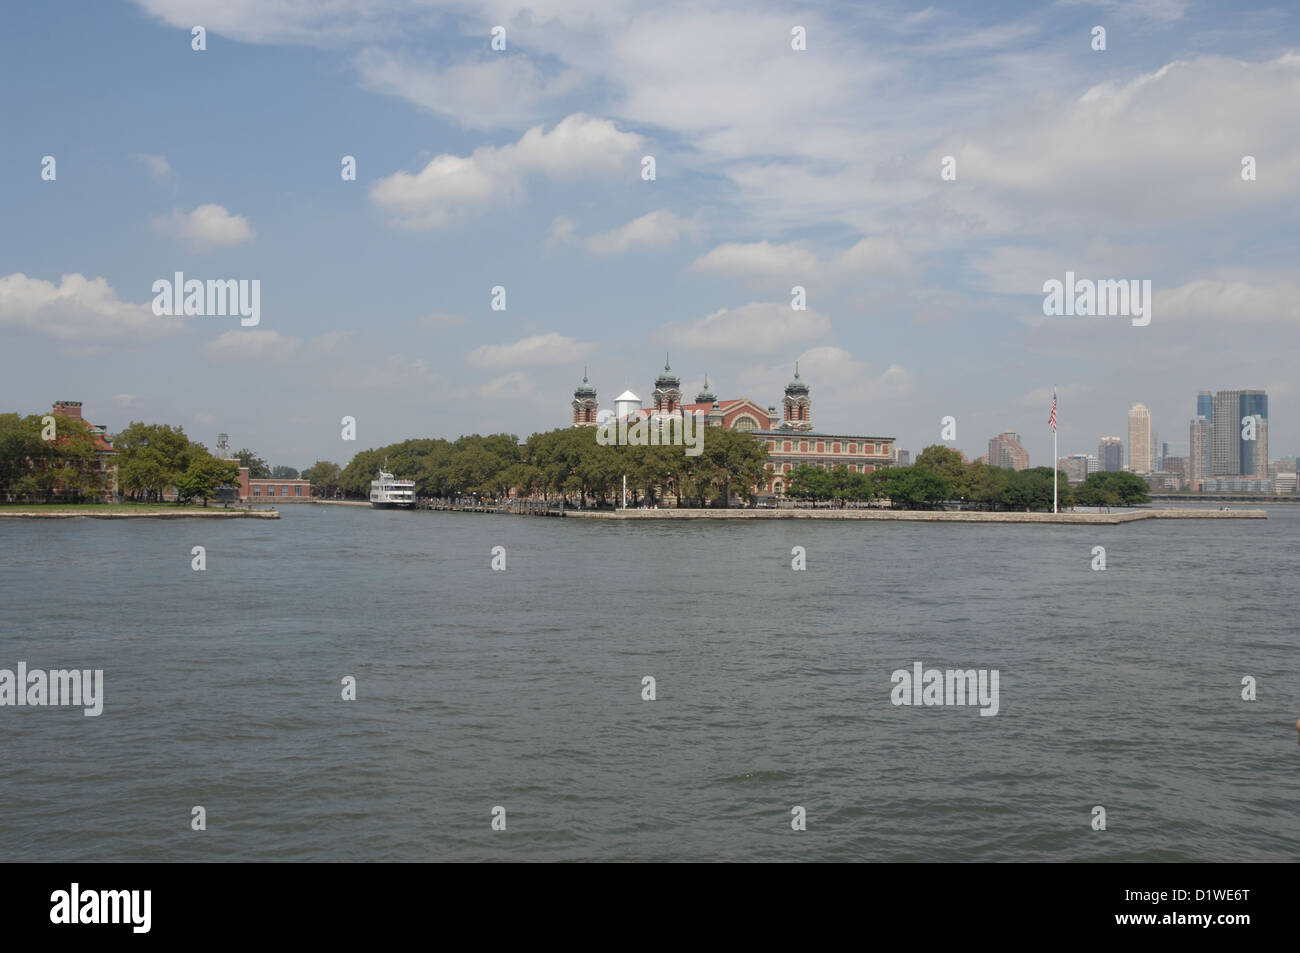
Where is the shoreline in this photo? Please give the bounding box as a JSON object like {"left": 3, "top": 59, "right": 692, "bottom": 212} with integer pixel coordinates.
{"left": 561, "top": 508, "right": 1266, "bottom": 524}
{"left": 0, "top": 508, "right": 280, "bottom": 519}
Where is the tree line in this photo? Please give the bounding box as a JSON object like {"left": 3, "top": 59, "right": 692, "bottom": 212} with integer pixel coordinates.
{"left": 331, "top": 427, "right": 771, "bottom": 507}
{"left": 784, "top": 445, "right": 1150, "bottom": 509}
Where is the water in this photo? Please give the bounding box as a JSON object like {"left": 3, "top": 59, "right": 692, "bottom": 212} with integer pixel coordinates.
{"left": 2, "top": 505, "right": 1297, "bottom": 861}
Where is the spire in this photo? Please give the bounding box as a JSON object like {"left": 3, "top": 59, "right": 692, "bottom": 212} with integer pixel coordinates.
{"left": 696, "top": 372, "right": 717, "bottom": 404}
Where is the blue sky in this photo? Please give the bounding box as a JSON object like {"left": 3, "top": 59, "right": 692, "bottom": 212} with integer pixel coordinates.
{"left": 2, "top": 0, "right": 1298, "bottom": 470}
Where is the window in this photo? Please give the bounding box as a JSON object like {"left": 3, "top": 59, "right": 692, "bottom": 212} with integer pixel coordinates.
{"left": 280, "top": 485, "right": 288, "bottom": 497}
{"left": 295, "top": 485, "right": 302, "bottom": 497}
{"left": 253, "top": 485, "right": 261, "bottom": 496}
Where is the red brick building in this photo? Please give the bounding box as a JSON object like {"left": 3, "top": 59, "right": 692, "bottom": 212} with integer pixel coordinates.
{"left": 51, "top": 400, "right": 118, "bottom": 501}
{"left": 571, "top": 360, "right": 895, "bottom": 499}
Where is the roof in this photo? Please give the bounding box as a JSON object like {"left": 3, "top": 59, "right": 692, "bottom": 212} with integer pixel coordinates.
{"left": 615, "top": 390, "right": 640, "bottom": 402}
{"left": 752, "top": 430, "right": 895, "bottom": 440}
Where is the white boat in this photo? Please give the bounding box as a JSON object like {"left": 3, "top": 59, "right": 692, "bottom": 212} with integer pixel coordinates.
{"left": 370, "top": 467, "right": 415, "bottom": 508}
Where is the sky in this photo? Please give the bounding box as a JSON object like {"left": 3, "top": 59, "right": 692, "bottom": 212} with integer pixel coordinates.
{"left": 2, "top": 0, "right": 1298, "bottom": 471}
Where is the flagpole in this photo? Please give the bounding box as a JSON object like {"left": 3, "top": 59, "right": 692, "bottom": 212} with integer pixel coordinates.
{"left": 1052, "top": 385, "right": 1058, "bottom": 514}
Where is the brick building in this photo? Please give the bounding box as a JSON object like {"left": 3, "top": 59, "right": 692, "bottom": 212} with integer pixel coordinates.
{"left": 50, "top": 400, "right": 118, "bottom": 501}
{"left": 571, "top": 360, "right": 894, "bottom": 500}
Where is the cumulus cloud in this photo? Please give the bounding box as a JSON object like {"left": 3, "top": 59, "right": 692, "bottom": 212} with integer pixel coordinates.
{"left": 356, "top": 49, "right": 585, "bottom": 130}
{"left": 204, "top": 329, "right": 301, "bottom": 361}
{"left": 0, "top": 272, "right": 183, "bottom": 344}
{"left": 466, "top": 332, "right": 594, "bottom": 368}
{"left": 552, "top": 209, "right": 702, "bottom": 255}
{"left": 369, "top": 114, "right": 644, "bottom": 228}
{"left": 661, "top": 301, "right": 832, "bottom": 354}
{"left": 154, "top": 204, "right": 255, "bottom": 249}
{"left": 693, "top": 237, "right": 911, "bottom": 283}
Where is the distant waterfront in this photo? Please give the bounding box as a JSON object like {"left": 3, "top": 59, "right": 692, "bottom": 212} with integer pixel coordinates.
{"left": 3, "top": 503, "right": 1297, "bottom": 861}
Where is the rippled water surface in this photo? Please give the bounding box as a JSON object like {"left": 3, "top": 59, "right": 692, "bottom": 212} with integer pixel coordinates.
{"left": 2, "top": 504, "right": 1297, "bottom": 861}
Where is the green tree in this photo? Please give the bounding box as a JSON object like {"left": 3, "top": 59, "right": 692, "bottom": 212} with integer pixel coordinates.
{"left": 301, "top": 460, "right": 342, "bottom": 497}
{"left": 233, "top": 449, "right": 270, "bottom": 479}
{"left": 270, "top": 465, "right": 299, "bottom": 480}
{"left": 176, "top": 452, "right": 240, "bottom": 506}
{"left": 115, "top": 422, "right": 193, "bottom": 502}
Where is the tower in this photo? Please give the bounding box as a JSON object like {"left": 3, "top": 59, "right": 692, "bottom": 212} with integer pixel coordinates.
{"left": 695, "top": 374, "right": 717, "bottom": 405}
{"left": 652, "top": 354, "right": 681, "bottom": 415}
{"left": 780, "top": 363, "right": 812, "bottom": 430}
{"left": 571, "top": 369, "right": 597, "bottom": 426}
{"left": 1127, "top": 403, "right": 1151, "bottom": 473}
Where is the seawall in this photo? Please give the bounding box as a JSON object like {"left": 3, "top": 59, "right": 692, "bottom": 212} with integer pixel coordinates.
{"left": 562, "top": 508, "right": 1266, "bottom": 524}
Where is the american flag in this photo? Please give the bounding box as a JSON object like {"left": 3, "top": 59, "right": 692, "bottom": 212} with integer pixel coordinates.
{"left": 1049, "top": 389, "right": 1057, "bottom": 432}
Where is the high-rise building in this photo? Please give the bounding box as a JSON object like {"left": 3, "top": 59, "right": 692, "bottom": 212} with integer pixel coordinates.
{"left": 1128, "top": 403, "right": 1152, "bottom": 473}
{"left": 1189, "top": 416, "right": 1211, "bottom": 489}
{"left": 1099, "top": 437, "right": 1123, "bottom": 472}
{"left": 895, "top": 449, "right": 911, "bottom": 467}
{"left": 1211, "top": 390, "right": 1241, "bottom": 475}
{"left": 1249, "top": 415, "right": 1268, "bottom": 478}
{"left": 1084, "top": 453, "right": 1098, "bottom": 475}
{"left": 1210, "top": 389, "right": 1270, "bottom": 475}
{"left": 1058, "top": 455, "right": 1089, "bottom": 485}
{"left": 1197, "top": 391, "right": 1213, "bottom": 420}
{"left": 1240, "top": 390, "right": 1268, "bottom": 477}
{"left": 988, "top": 432, "right": 1029, "bottom": 470}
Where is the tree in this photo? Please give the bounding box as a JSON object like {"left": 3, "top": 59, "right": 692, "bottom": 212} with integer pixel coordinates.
{"left": 233, "top": 449, "right": 270, "bottom": 479}
{"left": 301, "top": 460, "right": 341, "bottom": 497}
{"left": 1077, "top": 471, "right": 1148, "bottom": 506}
{"left": 176, "top": 452, "right": 240, "bottom": 506}
{"left": 115, "top": 422, "right": 193, "bottom": 502}
{"left": 270, "top": 465, "right": 299, "bottom": 480}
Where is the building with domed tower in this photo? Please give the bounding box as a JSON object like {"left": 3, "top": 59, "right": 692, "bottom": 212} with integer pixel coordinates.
{"left": 568, "top": 360, "right": 896, "bottom": 500}
{"left": 571, "top": 369, "right": 597, "bottom": 426}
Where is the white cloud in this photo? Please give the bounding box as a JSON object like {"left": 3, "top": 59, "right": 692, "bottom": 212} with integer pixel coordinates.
{"left": 204, "top": 329, "right": 301, "bottom": 361}
{"left": 0, "top": 272, "right": 183, "bottom": 344}
{"left": 369, "top": 113, "right": 645, "bottom": 228}
{"left": 467, "top": 332, "right": 594, "bottom": 368}
{"left": 554, "top": 209, "right": 702, "bottom": 255}
{"left": 693, "top": 237, "right": 910, "bottom": 283}
{"left": 480, "top": 371, "right": 540, "bottom": 400}
{"left": 356, "top": 49, "right": 585, "bottom": 130}
{"left": 662, "top": 301, "right": 831, "bottom": 354}
{"left": 154, "top": 204, "right": 255, "bottom": 249}
{"left": 134, "top": 153, "right": 172, "bottom": 178}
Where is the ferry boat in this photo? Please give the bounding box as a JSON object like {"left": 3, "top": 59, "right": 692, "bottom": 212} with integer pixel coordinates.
{"left": 370, "top": 467, "right": 416, "bottom": 508}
